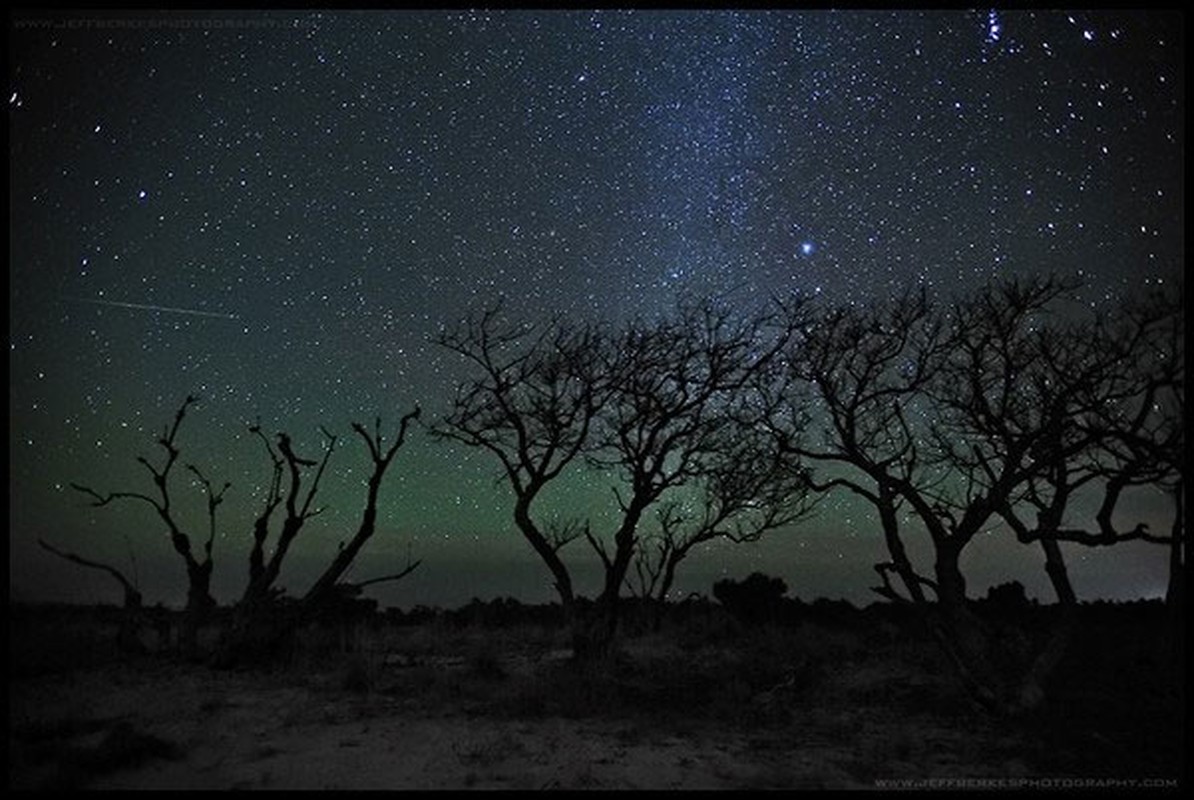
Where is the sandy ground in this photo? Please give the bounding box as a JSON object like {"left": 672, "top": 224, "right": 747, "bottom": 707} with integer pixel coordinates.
{"left": 10, "top": 657, "right": 882, "bottom": 790}
{"left": 9, "top": 606, "right": 1181, "bottom": 790}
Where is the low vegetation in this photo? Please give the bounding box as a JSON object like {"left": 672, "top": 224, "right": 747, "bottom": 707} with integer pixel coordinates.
{"left": 8, "top": 593, "right": 1182, "bottom": 789}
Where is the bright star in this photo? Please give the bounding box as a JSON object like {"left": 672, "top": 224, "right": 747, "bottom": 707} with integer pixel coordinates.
{"left": 800, "top": 242, "right": 815, "bottom": 256}
{"left": 986, "top": 10, "right": 1001, "bottom": 43}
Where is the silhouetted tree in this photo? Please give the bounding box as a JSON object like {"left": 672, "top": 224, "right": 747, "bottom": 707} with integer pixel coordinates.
{"left": 712, "top": 572, "right": 790, "bottom": 625}
{"left": 65, "top": 393, "right": 423, "bottom": 666}
{"left": 917, "top": 278, "right": 1094, "bottom": 710}
{"left": 1080, "top": 283, "right": 1183, "bottom": 609}
{"left": 1120, "top": 284, "right": 1184, "bottom": 658}
{"left": 304, "top": 409, "right": 424, "bottom": 606}
{"left": 936, "top": 278, "right": 1183, "bottom": 707}
{"left": 71, "top": 394, "right": 224, "bottom": 656}
{"left": 769, "top": 287, "right": 945, "bottom": 608}
{"left": 629, "top": 447, "right": 810, "bottom": 604}
{"left": 772, "top": 277, "right": 1177, "bottom": 714}
{"left": 434, "top": 303, "right": 606, "bottom": 646}
{"left": 994, "top": 280, "right": 1184, "bottom": 666}
{"left": 38, "top": 538, "right": 143, "bottom": 610}
{"left": 436, "top": 297, "right": 809, "bottom": 658}
{"left": 239, "top": 424, "right": 338, "bottom": 606}
{"left": 216, "top": 408, "right": 422, "bottom": 667}
{"left": 576, "top": 297, "right": 808, "bottom": 654}
{"left": 626, "top": 372, "right": 815, "bottom": 625}
{"left": 37, "top": 538, "right": 146, "bottom": 654}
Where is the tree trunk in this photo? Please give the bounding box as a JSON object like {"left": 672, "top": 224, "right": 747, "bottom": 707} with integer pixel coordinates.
{"left": 878, "top": 484, "right": 927, "bottom": 604}
{"left": 180, "top": 561, "right": 215, "bottom": 659}
{"left": 1003, "top": 537, "right": 1079, "bottom": 713}
{"left": 585, "top": 498, "right": 650, "bottom": 659}
{"left": 1039, "top": 537, "right": 1077, "bottom": 607}
{"left": 514, "top": 496, "right": 575, "bottom": 607}
{"left": 930, "top": 539, "right": 1019, "bottom": 714}
{"left": 933, "top": 540, "right": 968, "bottom": 610}
{"left": 1166, "top": 482, "right": 1184, "bottom": 670}
{"left": 931, "top": 537, "right": 1083, "bottom": 717}
{"left": 306, "top": 501, "right": 380, "bottom": 606}
{"left": 650, "top": 552, "right": 685, "bottom": 633}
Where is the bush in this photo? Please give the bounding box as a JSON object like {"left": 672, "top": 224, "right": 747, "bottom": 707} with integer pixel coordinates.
{"left": 713, "top": 573, "right": 790, "bottom": 625}
{"left": 983, "top": 580, "right": 1033, "bottom": 610}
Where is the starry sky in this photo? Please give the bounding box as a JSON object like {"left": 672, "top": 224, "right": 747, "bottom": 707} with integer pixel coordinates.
{"left": 8, "top": 9, "right": 1183, "bottom": 610}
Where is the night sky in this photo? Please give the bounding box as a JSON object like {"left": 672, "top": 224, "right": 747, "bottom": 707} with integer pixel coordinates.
{"left": 8, "top": 9, "right": 1183, "bottom": 610}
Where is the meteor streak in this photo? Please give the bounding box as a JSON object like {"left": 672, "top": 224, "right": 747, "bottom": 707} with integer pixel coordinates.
{"left": 67, "top": 296, "right": 240, "bottom": 320}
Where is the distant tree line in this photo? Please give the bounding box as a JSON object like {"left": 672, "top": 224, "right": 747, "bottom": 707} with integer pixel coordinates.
{"left": 43, "top": 274, "right": 1182, "bottom": 714}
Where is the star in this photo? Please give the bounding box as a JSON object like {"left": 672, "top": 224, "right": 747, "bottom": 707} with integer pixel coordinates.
{"left": 5, "top": 9, "right": 1180, "bottom": 609}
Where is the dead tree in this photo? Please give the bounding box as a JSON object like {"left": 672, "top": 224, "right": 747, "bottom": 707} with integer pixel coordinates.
{"left": 437, "top": 298, "right": 807, "bottom": 659}
{"left": 38, "top": 538, "right": 143, "bottom": 609}
{"left": 240, "top": 424, "right": 338, "bottom": 605}
{"left": 304, "top": 407, "right": 423, "bottom": 607}
{"left": 770, "top": 287, "right": 947, "bottom": 608}
{"left": 38, "top": 538, "right": 147, "bottom": 653}
{"left": 433, "top": 303, "right": 606, "bottom": 646}
{"left": 71, "top": 394, "right": 226, "bottom": 655}
{"left": 64, "top": 391, "right": 424, "bottom": 667}
{"left": 772, "top": 278, "right": 1147, "bottom": 713}
{"left": 215, "top": 409, "right": 422, "bottom": 667}
{"left": 627, "top": 401, "right": 815, "bottom": 627}
{"left": 207, "top": 423, "right": 338, "bottom": 666}
{"left": 576, "top": 297, "right": 805, "bottom": 656}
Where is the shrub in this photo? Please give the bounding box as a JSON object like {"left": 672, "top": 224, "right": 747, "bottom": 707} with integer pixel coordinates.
{"left": 713, "top": 573, "right": 789, "bottom": 625}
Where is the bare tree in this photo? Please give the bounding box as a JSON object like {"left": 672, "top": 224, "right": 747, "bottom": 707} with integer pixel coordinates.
{"left": 239, "top": 425, "right": 338, "bottom": 605}
{"left": 770, "top": 288, "right": 946, "bottom": 608}
{"left": 581, "top": 298, "right": 811, "bottom": 654}
{"left": 1082, "top": 283, "right": 1184, "bottom": 609}
{"left": 38, "top": 538, "right": 143, "bottom": 610}
{"left": 630, "top": 471, "right": 814, "bottom": 626}
{"left": 436, "top": 298, "right": 808, "bottom": 658}
{"left": 71, "top": 394, "right": 224, "bottom": 655}
{"left": 433, "top": 303, "right": 606, "bottom": 644}
{"left": 64, "top": 392, "right": 424, "bottom": 666}
{"left": 776, "top": 276, "right": 1179, "bottom": 713}
{"left": 934, "top": 276, "right": 1188, "bottom": 709}
{"left": 924, "top": 278, "right": 1129, "bottom": 708}
{"left": 994, "top": 281, "right": 1185, "bottom": 668}
{"left": 770, "top": 287, "right": 1055, "bottom": 710}
{"left": 986, "top": 287, "right": 1178, "bottom": 564}
{"left": 216, "top": 408, "right": 422, "bottom": 666}
{"left": 304, "top": 408, "right": 423, "bottom": 607}
{"left": 923, "top": 279, "right": 1083, "bottom": 598}
{"left": 625, "top": 375, "right": 816, "bottom": 620}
